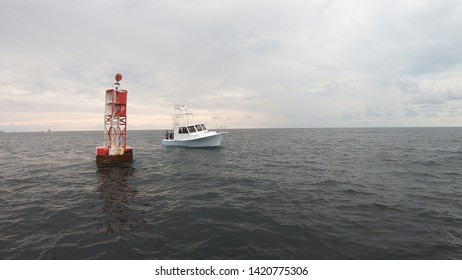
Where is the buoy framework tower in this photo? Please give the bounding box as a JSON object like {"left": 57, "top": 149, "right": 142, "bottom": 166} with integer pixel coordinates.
{"left": 96, "top": 73, "right": 133, "bottom": 163}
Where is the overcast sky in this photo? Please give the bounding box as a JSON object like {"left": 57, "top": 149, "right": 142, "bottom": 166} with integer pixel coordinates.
{"left": 1, "top": 0, "right": 462, "bottom": 131}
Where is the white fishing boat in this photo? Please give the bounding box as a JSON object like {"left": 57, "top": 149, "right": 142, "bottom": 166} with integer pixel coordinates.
{"left": 162, "top": 105, "right": 226, "bottom": 147}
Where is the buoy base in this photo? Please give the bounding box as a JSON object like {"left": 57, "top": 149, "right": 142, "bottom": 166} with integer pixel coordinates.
{"left": 96, "top": 147, "right": 133, "bottom": 164}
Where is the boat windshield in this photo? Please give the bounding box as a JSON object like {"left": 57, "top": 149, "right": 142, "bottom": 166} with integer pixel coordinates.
{"left": 195, "top": 124, "right": 203, "bottom": 131}
{"left": 179, "top": 127, "right": 188, "bottom": 134}
{"left": 201, "top": 124, "right": 206, "bottom": 130}
{"left": 187, "top": 125, "right": 197, "bottom": 133}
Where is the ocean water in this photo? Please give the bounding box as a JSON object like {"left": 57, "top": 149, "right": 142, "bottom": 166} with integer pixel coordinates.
{"left": 1, "top": 128, "right": 461, "bottom": 259}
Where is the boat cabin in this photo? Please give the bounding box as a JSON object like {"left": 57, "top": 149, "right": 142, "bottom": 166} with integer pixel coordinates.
{"left": 165, "top": 123, "right": 209, "bottom": 140}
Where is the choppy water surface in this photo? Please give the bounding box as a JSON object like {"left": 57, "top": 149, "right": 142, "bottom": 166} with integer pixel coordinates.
{"left": 1, "top": 128, "right": 461, "bottom": 259}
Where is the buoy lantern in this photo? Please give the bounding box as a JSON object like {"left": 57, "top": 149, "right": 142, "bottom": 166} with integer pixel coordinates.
{"left": 96, "top": 73, "right": 133, "bottom": 164}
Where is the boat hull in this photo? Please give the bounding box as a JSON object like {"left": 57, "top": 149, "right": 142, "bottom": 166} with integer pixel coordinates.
{"left": 162, "top": 133, "right": 224, "bottom": 147}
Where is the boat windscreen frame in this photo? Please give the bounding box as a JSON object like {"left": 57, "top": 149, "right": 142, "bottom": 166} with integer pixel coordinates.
{"left": 187, "top": 125, "right": 197, "bottom": 133}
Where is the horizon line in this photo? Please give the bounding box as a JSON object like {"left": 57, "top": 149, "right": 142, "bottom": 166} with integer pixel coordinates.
{"left": 2, "top": 126, "right": 461, "bottom": 133}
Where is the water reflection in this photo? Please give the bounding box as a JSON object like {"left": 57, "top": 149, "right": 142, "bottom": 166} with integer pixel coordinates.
{"left": 96, "top": 164, "right": 145, "bottom": 234}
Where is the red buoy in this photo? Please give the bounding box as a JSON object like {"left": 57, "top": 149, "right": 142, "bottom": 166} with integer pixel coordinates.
{"left": 96, "top": 74, "right": 133, "bottom": 164}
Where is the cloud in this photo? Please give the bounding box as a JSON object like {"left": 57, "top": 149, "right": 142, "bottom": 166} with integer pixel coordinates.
{"left": 399, "top": 75, "right": 462, "bottom": 105}
{"left": 1, "top": 0, "right": 462, "bottom": 131}
{"left": 398, "top": 70, "right": 462, "bottom": 123}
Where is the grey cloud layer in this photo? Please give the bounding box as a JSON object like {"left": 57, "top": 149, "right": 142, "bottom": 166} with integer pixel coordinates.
{"left": 1, "top": 0, "right": 461, "bottom": 131}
